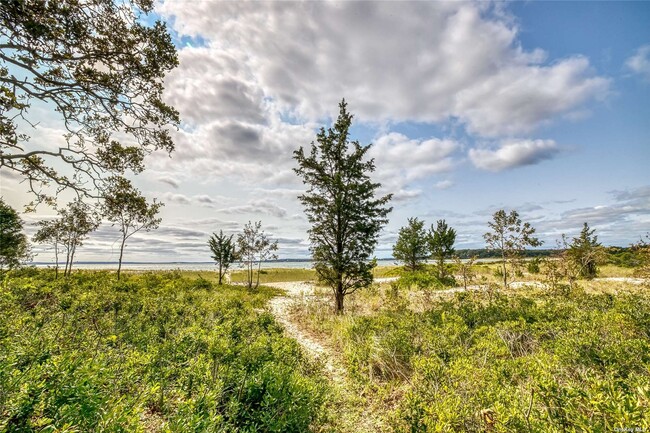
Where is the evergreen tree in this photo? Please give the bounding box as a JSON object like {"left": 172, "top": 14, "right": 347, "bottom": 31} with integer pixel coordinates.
{"left": 0, "top": 198, "right": 30, "bottom": 269}
{"left": 208, "top": 230, "right": 237, "bottom": 285}
{"left": 294, "top": 100, "right": 392, "bottom": 313}
{"left": 428, "top": 219, "right": 456, "bottom": 281}
{"left": 393, "top": 217, "right": 429, "bottom": 271}
{"left": 568, "top": 222, "right": 602, "bottom": 279}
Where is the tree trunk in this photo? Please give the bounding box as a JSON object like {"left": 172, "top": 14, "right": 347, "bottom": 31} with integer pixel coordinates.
{"left": 335, "top": 291, "right": 345, "bottom": 314}
{"left": 117, "top": 235, "right": 126, "bottom": 280}
{"left": 218, "top": 262, "right": 223, "bottom": 285}
{"left": 247, "top": 260, "right": 253, "bottom": 289}
{"left": 502, "top": 252, "right": 507, "bottom": 290}
{"left": 335, "top": 279, "right": 345, "bottom": 314}
{"left": 64, "top": 245, "right": 71, "bottom": 277}
{"left": 255, "top": 260, "right": 262, "bottom": 289}
{"left": 438, "top": 256, "right": 445, "bottom": 280}
{"left": 68, "top": 244, "right": 76, "bottom": 276}
{"left": 54, "top": 242, "right": 59, "bottom": 279}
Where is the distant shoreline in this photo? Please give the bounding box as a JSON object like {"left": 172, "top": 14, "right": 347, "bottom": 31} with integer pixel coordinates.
{"left": 28, "top": 258, "right": 393, "bottom": 266}
{"left": 27, "top": 257, "right": 506, "bottom": 271}
{"left": 27, "top": 247, "right": 560, "bottom": 269}
{"left": 28, "top": 248, "right": 565, "bottom": 267}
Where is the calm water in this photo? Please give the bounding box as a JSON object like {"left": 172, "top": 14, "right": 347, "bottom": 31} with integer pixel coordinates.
{"left": 32, "top": 261, "right": 317, "bottom": 271}
{"left": 32, "top": 258, "right": 498, "bottom": 271}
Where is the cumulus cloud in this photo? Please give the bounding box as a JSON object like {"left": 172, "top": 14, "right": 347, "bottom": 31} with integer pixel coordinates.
{"left": 434, "top": 180, "right": 454, "bottom": 190}
{"left": 159, "top": 176, "right": 179, "bottom": 188}
{"left": 625, "top": 45, "right": 650, "bottom": 82}
{"left": 393, "top": 189, "right": 422, "bottom": 202}
{"left": 456, "top": 57, "right": 609, "bottom": 136}
{"left": 158, "top": 1, "right": 609, "bottom": 137}
{"left": 367, "top": 132, "right": 459, "bottom": 199}
{"left": 219, "top": 199, "right": 288, "bottom": 218}
{"left": 370, "top": 133, "right": 458, "bottom": 178}
{"left": 145, "top": 1, "right": 613, "bottom": 216}
{"left": 163, "top": 192, "right": 191, "bottom": 205}
{"left": 164, "top": 47, "right": 266, "bottom": 126}
{"left": 469, "top": 139, "right": 560, "bottom": 171}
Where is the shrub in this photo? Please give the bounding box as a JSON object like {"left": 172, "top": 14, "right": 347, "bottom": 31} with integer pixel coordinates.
{"left": 527, "top": 258, "right": 541, "bottom": 274}
{"left": 0, "top": 270, "right": 328, "bottom": 431}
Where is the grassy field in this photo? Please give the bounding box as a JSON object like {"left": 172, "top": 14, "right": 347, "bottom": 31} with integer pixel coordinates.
{"left": 182, "top": 264, "right": 401, "bottom": 285}
{"left": 176, "top": 260, "right": 637, "bottom": 287}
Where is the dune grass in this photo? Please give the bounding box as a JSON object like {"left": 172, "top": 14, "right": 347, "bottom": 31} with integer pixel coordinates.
{"left": 287, "top": 271, "right": 650, "bottom": 431}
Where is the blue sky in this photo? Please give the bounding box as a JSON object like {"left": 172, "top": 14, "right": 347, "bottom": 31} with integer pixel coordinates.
{"left": 4, "top": 1, "right": 649, "bottom": 262}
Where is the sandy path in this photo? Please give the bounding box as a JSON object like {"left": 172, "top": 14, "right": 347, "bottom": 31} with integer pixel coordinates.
{"left": 596, "top": 277, "right": 646, "bottom": 285}
{"left": 264, "top": 275, "right": 645, "bottom": 432}
{"left": 266, "top": 280, "right": 394, "bottom": 432}
{"left": 264, "top": 276, "right": 488, "bottom": 379}
{"left": 266, "top": 282, "right": 346, "bottom": 383}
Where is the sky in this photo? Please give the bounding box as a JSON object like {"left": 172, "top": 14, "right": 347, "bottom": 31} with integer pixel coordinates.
{"left": 2, "top": 1, "right": 650, "bottom": 262}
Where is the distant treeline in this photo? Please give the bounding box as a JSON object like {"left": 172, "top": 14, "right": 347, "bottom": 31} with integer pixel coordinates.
{"left": 452, "top": 246, "right": 641, "bottom": 268}
{"left": 270, "top": 246, "right": 641, "bottom": 265}
{"left": 454, "top": 249, "right": 555, "bottom": 259}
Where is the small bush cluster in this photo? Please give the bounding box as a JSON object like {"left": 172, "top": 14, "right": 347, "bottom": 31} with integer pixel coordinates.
{"left": 0, "top": 270, "right": 327, "bottom": 432}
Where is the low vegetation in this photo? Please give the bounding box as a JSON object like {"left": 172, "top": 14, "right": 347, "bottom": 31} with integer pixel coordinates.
{"left": 0, "top": 269, "right": 328, "bottom": 432}
{"left": 2, "top": 260, "right": 649, "bottom": 432}
{"left": 287, "top": 263, "right": 650, "bottom": 431}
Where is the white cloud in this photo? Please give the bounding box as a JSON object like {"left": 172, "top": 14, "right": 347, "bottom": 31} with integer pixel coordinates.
{"left": 253, "top": 188, "right": 305, "bottom": 200}
{"left": 434, "top": 180, "right": 454, "bottom": 190}
{"left": 162, "top": 192, "right": 191, "bottom": 205}
{"left": 146, "top": 1, "right": 613, "bottom": 215}
{"left": 158, "top": 2, "right": 609, "bottom": 137}
{"left": 368, "top": 132, "right": 459, "bottom": 198}
{"left": 160, "top": 192, "right": 234, "bottom": 208}
{"left": 455, "top": 57, "right": 609, "bottom": 136}
{"left": 370, "top": 133, "right": 458, "bottom": 178}
{"left": 469, "top": 139, "right": 560, "bottom": 171}
{"left": 218, "top": 199, "right": 288, "bottom": 218}
{"left": 158, "top": 176, "right": 179, "bottom": 188}
{"left": 392, "top": 189, "right": 422, "bottom": 202}
{"left": 625, "top": 45, "right": 650, "bottom": 82}
{"left": 164, "top": 47, "right": 266, "bottom": 126}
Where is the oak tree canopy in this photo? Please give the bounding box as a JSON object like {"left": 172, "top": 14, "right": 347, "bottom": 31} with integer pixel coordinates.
{"left": 0, "top": 0, "right": 179, "bottom": 205}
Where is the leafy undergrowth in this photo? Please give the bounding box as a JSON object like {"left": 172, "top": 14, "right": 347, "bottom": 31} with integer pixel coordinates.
{"left": 291, "top": 284, "right": 650, "bottom": 432}
{"left": 0, "top": 269, "right": 328, "bottom": 432}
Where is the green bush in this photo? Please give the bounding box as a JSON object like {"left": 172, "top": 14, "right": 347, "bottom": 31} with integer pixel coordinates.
{"left": 527, "top": 258, "right": 541, "bottom": 274}
{"left": 396, "top": 269, "right": 443, "bottom": 291}
{"left": 332, "top": 290, "right": 650, "bottom": 431}
{"left": 0, "top": 270, "right": 327, "bottom": 432}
